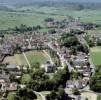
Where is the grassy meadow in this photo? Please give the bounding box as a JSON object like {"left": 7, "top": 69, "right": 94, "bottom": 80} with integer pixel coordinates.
{"left": 90, "top": 47, "right": 101, "bottom": 66}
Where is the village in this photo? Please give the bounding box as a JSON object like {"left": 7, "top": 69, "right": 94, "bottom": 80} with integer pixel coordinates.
{"left": 0, "top": 17, "right": 100, "bottom": 100}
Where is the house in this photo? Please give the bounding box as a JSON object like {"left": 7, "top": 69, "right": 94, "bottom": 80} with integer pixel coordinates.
{"left": 66, "top": 80, "right": 75, "bottom": 88}
{"left": 73, "top": 58, "right": 87, "bottom": 66}
{"left": 6, "top": 64, "right": 18, "bottom": 71}
{"left": 72, "top": 52, "right": 89, "bottom": 67}
{"left": 0, "top": 79, "right": 6, "bottom": 92}
{"left": 66, "top": 80, "right": 87, "bottom": 89}
{"left": 41, "top": 61, "right": 56, "bottom": 73}
{"left": 0, "top": 74, "right": 10, "bottom": 82}
{"left": 9, "top": 71, "right": 22, "bottom": 78}
{"left": 83, "top": 68, "right": 91, "bottom": 77}
{"left": 6, "top": 82, "right": 18, "bottom": 92}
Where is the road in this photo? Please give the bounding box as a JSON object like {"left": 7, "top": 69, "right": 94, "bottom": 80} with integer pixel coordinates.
{"left": 47, "top": 43, "right": 74, "bottom": 72}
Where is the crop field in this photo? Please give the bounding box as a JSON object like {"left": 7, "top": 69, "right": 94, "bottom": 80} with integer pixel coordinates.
{"left": 25, "top": 50, "right": 48, "bottom": 65}
{"left": 0, "top": 6, "right": 101, "bottom": 30}
{"left": 90, "top": 47, "right": 101, "bottom": 66}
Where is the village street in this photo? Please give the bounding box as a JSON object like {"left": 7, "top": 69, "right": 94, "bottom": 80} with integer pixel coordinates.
{"left": 47, "top": 42, "right": 74, "bottom": 72}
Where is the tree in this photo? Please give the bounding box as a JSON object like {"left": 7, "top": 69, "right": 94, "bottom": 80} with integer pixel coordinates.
{"left": 45, "top": 18, "right": 54, "bottom": 22}
{"left": 77, "top": 4, "right": 84, "bottom": 10}
{"left": 36, "top": 25, "right": 42, "bottom": 30}
{"left": 15, "top": 43, "right": 22, "bottom": 53}
{"left": 30, "top": 65, "right": 70, "bottom": 92}
{"left": 21, "top": 74, "right": 32, "bottom": 84}
{"left": 83, "top": 23, "right": 95, "bottom": 30}
{"left": 58, "top": 88, "right": 66, "bottom": 100}
{"left": 31, "top": 62, "right": 40, "bottom": 69}
{"left": 60, "top": 33, "right": 79, "bottom": 47}
{"left": 15, "top": 88, "right": 37, "bottom": 100}
{"left": 46, "top": 90, "right": 57, "bottom": 100}
{"left": 46, "top": 88, "right": 69, "bottom": 100}
{"left": 70, "top": 47, "right": 77, "bottom": 55}
{"left": 90, "top": 75, "right": 101, "bottom": 92}
{"left": 9, "top": 74, "right": 16, "bottom": 82}
{"left": 90, "top": 66, "right": 101, "bottom": 92}
{"left": 32, "top": 68, "right": 45, "bottom": 80}
{"left": 48, "top": 29, "right": 56, "bottom": 34}
{"left": 76, "top": 44, "right": 89, "bottom": 54}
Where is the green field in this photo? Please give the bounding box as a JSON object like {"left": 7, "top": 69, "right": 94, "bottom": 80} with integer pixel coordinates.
{"left": 3, "top": 54, "right": 27, "bottom": 65}
{"left": 0, "top": 6, "right": 101, "bottom": 30}
{"left": 90, "top": 47, "right": 101, "bottom": 66}
{"left": 25, "top": 50, "right": 48, "bottom": 65}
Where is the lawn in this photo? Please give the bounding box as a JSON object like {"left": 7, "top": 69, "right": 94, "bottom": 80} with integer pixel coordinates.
{"left": 3, "top": 50, "right": 49, "bottom": 67}
{"left": 3, "top": 54, "right": 27, "bottom": 65}
{"left": 90, "top": 47, "right": 101, "bottom": 66}
{"left": 25, "top": 50, "right": 48, "bottom": 65}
